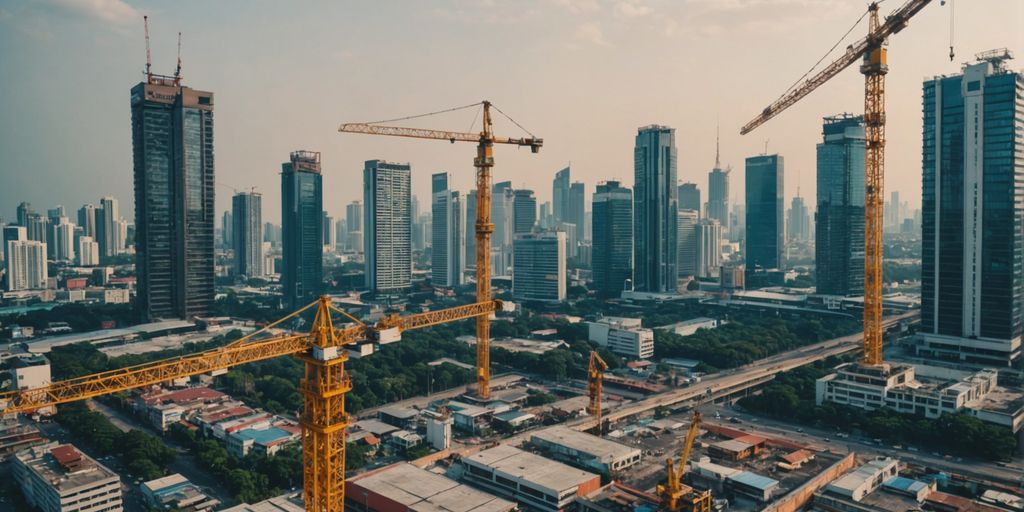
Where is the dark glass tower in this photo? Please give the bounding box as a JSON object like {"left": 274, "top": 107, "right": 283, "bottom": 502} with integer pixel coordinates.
{"left": 281, "top": 151, "right": 323, "bottom": 309}
{"left": 592, "top": 181, "right": 633, "bottom": 297}
{"left": 232, "top": 192, "right": 263, "bottom": 278}
{"left": 918, "top": 53, "right": 1024, "bottom": 366}
{"left": 815, "top": 114, "right": 865, "bottom": 296}
{"left": 679, "top": 183, "right": 701, "bottom": 215}
{"left": 131, "top": 81, "right": 215, "bottom": 321}
{"left": 634, "top": 125, "right": 678, "bottom": 292}
{"left": 744, "top": 154, "right": 784, "bottom": 274}
{"left": 513, "top": 189, "right": 537, "bottom": 234}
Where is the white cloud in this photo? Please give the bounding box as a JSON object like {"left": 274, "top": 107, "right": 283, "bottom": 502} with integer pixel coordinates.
{"left": 574, "top": 21, "right": 611, "bottom": 47}
{"left": 43, "top": 0, "right": 138, "bottom": 25}
{"left": 614, "top": 0, "right": 651, "bottom": 18}
{"left": 553, "top": 0, "right": 601, "bottom": 14}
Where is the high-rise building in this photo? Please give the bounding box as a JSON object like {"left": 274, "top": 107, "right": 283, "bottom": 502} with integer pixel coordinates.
{"left": 97, "top": 196, "right": 119, "bottom": 257}
{"left": 633, "top": 125, "right": 678, "bottom": 292}
{"left": 335, "top": 218, "right": 348, "bottom": 252}
{"left": 77, "top": 204, "right": 98, "bottom": 239}
{"left": 491, "top": 181, "right": 515, "bottom": 276}
{"left": 78, "top": 236, "right": 99, "bottom": 267}
{"left": 364, "top": 159, "right": 411, "bottom": 295}
{"left": 695, "top": 219, "right": 722, "bottom": 279}
{"left": 221, "top": 210, "right": 233, "bottom": 249}
{"left": 568, "top": 182, "right": 586, "bottom": 245}
{"left": 918, "top": 51, "right": 1024, "bottom": 367}
{"left": 679, "top": 183, "right": 701, "bottom": 215}
{"left": 706, "top": 136, "right": 730, "bottom": 236}
{"left": 513, "top": 231, "right": 566, "bottom": 302}
{"left": 132, "top": 79, "right": 215, "bottom": 321}
{"left": 886, "top": 190, "right": 902, "bottom": 229}
{"left": 787, "top": 195, "right": 811, "bottom": 243}
{"left": 6, "top": 240, "right": 47, "bottom": 291}
{"left": 816, "top": 114, "right": 865, "bottom": 296}
{"left": 677, "top": 209, "right": 699, "bottom": 278}
{"left": 539, "top": 201, "right": 552, "bottom": 229}
{"left": 282, "top": 151, "right": 323, "bottom": 309}
{"left": 346, "top": 201, "right": 363, "bottom": 233}
{"left": 51, "top": 218, "right": 75, "bottom": 262}
{"left": 465, "top": 191, "right": 476, "bottom": 268}
{"left": 322, "top": 212, "right": 335, "bottom": 251}
{"left": 745, "top": 154, "right": 785, "bottom": 277}
{"left": 552, "top": 166, "right": 570, "bottom": 224}
{"left": 24, "top": 214, "right": 47, "bottom": 244}
{"left": 16, "top": 202, "right": 32, "bottom": 228}
{"left": 513, "top": 189, "right": 537, "bottom": 234}
{"left": 592, "top": 181, "right": 632, "bottom": 297}
{"left": 232, "top": 192, "right": 263, "bottom": 278}
{"left": 14, "top": 442, "right": 123, "bottom": 512}
{"left": 431, "top": 173, "right": 464, "bottom": 288}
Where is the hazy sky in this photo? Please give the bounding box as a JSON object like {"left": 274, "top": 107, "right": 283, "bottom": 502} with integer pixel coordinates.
{"left": 1, "top": 0, "right": 1021, "bottom": 223}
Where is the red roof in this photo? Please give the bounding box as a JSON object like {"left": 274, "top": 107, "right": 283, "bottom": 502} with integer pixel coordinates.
{"left": 144, "top": 387, "right": 226, "bottom": 406}
{"left": 925, "top": 492, "right": 1004, "bottom": 512}
{"left": 782, "top": 449, "right": 812, "bottom": 464}
{"left": 50, "top": 445, "right": 80, "bottom": 465}
{"left": 363, "top": 434, "right": 380, "bottom": 446}
{"left": 735, "top": 434, "right": 766, "bottom": 445}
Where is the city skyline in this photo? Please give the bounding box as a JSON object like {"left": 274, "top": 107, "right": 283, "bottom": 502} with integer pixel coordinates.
{"left": 2, "top": 2, "right": 1020, "bottom": 220}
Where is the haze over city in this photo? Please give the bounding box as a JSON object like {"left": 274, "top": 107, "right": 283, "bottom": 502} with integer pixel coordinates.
{"left": 1, "top": 0, "right": 1021, "bottom": 216}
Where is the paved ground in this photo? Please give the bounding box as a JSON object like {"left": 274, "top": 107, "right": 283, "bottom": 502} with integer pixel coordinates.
{"left": 355, "top": 373, "right": 525, "bottom": 419}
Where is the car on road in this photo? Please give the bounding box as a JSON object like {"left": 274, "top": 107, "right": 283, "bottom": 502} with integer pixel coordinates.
{"left": 729, "top": 417, "right": 741, "bottom": 424}
{"left": 796, "top": 428, "right": 804, "bottom": 433}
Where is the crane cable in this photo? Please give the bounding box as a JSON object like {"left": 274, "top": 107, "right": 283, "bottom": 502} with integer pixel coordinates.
{"left": 362, "top": 102, "right": 483, "bottom": 126}
{"left": 773, "top": 6, "right": 873, "bottom": 106}
{"left": 490, "top": 102, "right": 538, "bottom": 139}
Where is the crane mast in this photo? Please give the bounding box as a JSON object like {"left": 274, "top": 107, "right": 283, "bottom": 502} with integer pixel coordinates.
{"left": 586, "top": 351, "right": 608, "bottom": 432}
{"left": 658, "top": 410, "right": 712, "bottom": 511}
{"left": 740, "top": 0, "right": 934, "bottom": 367}
{"left": 339, "top": 101, "right": 542, "bottom": 399}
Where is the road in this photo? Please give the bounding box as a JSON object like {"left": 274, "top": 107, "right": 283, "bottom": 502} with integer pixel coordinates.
{"left": 704, "top": 402, "right": 1024, "bottom": 491}
{"left": 496, "top": 313, "right": 916, "bottom": 448}
{"left": 585, "top": 312, "right": 917, "bottom": 429}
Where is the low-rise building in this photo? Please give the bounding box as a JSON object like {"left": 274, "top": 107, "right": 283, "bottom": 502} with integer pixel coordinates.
{"left": 220, "top": 492, "right": 305, "bottom": 512}
{"left": 388, "top": 430, "right": 423, "bottom": 451}
{"left": 135, "top": 386, "right": 231, "bottom": 431}
{"left": 462, "top": 444, "right": 601, "bottom": 512}
{"left": 726, "top": 471, "right": 779, "bottom": 503}
{"left": 347, "top": 463, "right": 516, "bottom": 512}
{"left": 825, "top": 457, "right": 899, "bottom": 503}
{"left": 0, "top": 421, "right": 44, "bottom": 460}
{"left": 377, "top": 405, "right": 420, "bottom": 430}
{"left": 708, "top": 435, "right": 765, "bottom": 461}
{"left": 13, "top": 442, "right": 123, "bottom": 512}
{"left": 655, "top": 317, "right": 721, "bottom": 337}
{"left": 227, "top": 425, "right": 301, "bottom": 458}
{"left": 816, "top": 363, "right": 1024, "bottom": 432}
{"left": 575, "top": 482, "right": 661, "bottom": 512}
{"left": 4, "top": 354, "right": 53, "bottom": 416}
{"left": 529, "top": 426, "right": 642, "bottom": 474}
{"left": 587, "top": 317, "right": 654, "bottom": 359}
{"left": 141, "top": 473, "right": 220, "bottom": 511}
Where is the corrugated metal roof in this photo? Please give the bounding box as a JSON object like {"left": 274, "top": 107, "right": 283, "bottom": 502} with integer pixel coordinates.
{"left": 727, "top": 471, "right": 779, "bottom": 491}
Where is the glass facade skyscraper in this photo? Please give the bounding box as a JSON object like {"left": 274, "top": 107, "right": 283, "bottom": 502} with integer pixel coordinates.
{"left": 431, "top": 172, "right": 464, "bottom": 288}
{"left": 232, "top": 192, "right": 263, "bottom": 278}
{"left": 918, "top": 53, "right": 1024, "bottom": 367}
{"left": 633, "top": 125, "right": 678, "bottom": 292}
{"left": 744, "top": 154, "right": 784, "bottom": 275}
{"left": 131, "top": 81, "right": 215, "bottom": 321}
{"left": 815, "top": 114, "right": 865, "bottom": 296}
{"left": 552, "top": 166, "right": 570, "bottom": 224}
{"left": 281, "top": 151, "right": 323, "bottom": 309}
{"left": 679, "top": 183, "right": 701, "bottom": 215}
{"left": 364, "top": 159, "right": 411, "bottom": 295}
{"left": 513, "top": 189, "right": 537, "bottom": 234}
{"left": 592, "top": 181, "right": 633, "bottom": 297}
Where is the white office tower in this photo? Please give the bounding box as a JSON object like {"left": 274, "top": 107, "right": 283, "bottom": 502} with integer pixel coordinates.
{"left": 364, "top": 160, "right": 412, "bottom": 294}
{"left": 513, "top": 231, "right": 566, "bottom": 302}
{"left": 431, "top": 173, "right": 465, "bottom": 288}
{"left": 6, "top": 240, "right": 48, "bottom": 291}
{"left": 78, "top": 236, "right": 100, "bottom": 266}
{"left": 695, "top": 219, "right": 723, "bottom": 279}
{"left": 52, "top": 217, "right": 76, "bottom": 262}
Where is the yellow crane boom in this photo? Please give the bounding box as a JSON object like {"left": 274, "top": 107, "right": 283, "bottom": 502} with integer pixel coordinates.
{"left": 586, "top": 351, "right": 608, "bottom": 431}
{"left": 1, "top": 297, "right": 499, "bottom": 512}
{"left": 658, "top": 410, "right": 712, "bottom": 511}
{"left": 740, "top": 0, "right": 935, "bottom": 366}
{"left": 339, "top": 100, "right": 542, "bottom": 400}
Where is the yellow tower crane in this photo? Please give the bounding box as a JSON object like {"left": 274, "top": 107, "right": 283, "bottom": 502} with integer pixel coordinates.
{"left": 740, "top": 0, "right": 936, "bottom": 366}
{"left": 586, "top": 351, "right": 608, "bottom": 432}
{"left": 658, "top": 410, "right": 713, "bottom": 512}
{"left": 339, "top": 100, "right": 542, "bottom": 399}
{"left": 0, "top": 297, "right": 504, "bottom": 512}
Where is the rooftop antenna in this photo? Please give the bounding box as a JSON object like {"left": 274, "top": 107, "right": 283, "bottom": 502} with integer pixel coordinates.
{"left": 763, "top": 138, "right": 770, "bottom": 155}
{"left": 714, "top": 121, "right": 721, "bottom": 169}
{"left": 174, "top": 31, "right": 182, "bottom": 86}
{"left": 143, "top": 15, "right": 153, "bottom": 83}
